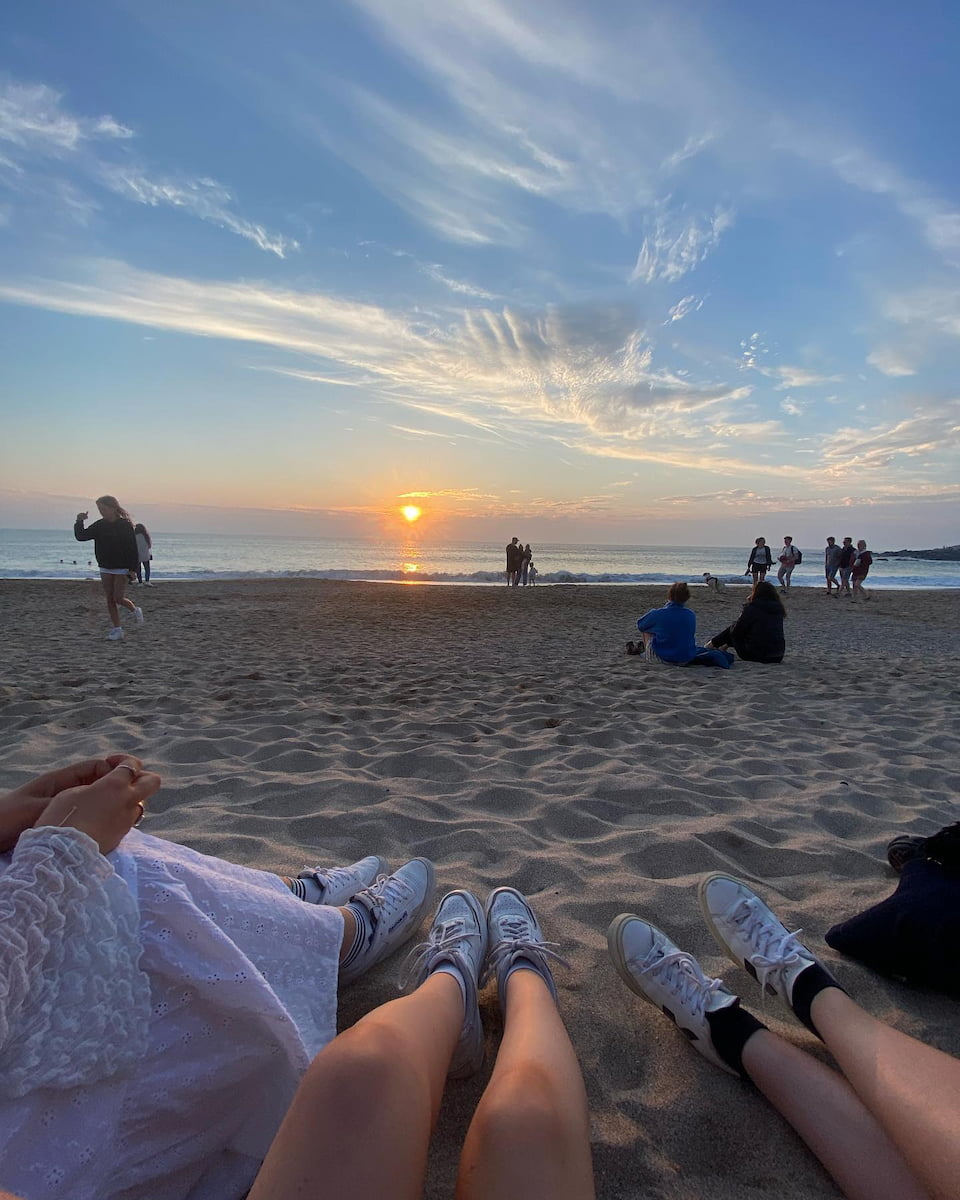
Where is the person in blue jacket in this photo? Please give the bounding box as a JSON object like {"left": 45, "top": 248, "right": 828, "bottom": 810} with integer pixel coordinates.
{"left": 627, "top": 582, "right": 734, "bottom": 668}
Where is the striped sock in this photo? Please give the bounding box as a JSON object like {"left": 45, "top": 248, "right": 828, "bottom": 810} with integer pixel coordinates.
{"left": 287, "top": 876, "right": 324, "bottom": 904}
{"left": 340, "top": 903, "right": 372, "bottom": 971}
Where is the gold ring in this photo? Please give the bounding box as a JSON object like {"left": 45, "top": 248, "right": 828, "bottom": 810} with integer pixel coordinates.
{"left": 133, "top": 801, "right": 145, "bottom": 826}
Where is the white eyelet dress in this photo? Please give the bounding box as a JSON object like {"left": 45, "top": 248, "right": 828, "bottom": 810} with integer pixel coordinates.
{"left": 0, "top": 826, "right": 342, "bottom": 1200}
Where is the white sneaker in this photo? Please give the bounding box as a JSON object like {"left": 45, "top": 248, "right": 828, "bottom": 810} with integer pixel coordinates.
{"left": 482, "top": 887, "right": 566, "bottom": 1004}
{"left": 106, "top": 627, "right": 124, "bottom": 641}
{"left": 297, "top": 855, "right": 388, "bottom": 906}
{"left": 698, "top": 873, "right": 824, "bottom": 1012}
{"left": 607, "top": 914, "right": 739, "bottom": 1075}
{"left": 339, "top": 858, "right": 435, "bottom": 985}
{"left": 133, "top": 607, "right": 145, "bottom": 625}
{"left": 400, "top": 890, "right": 487, "bottom": 1077}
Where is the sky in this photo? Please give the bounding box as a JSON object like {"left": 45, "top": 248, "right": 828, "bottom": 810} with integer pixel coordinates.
{"left": 0, "top": 0, "right": 958, "bottom": 547}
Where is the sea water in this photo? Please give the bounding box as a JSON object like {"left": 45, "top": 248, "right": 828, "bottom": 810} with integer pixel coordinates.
{"left": 1, "top": 529, "right": 957, "bottom": 588}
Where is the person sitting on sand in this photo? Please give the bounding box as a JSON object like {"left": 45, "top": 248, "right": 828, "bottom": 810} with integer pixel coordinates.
{"left": 0, "top": 754, "right": 435, "bottom": 1199}
{"left": 608, "top": 873, "right": 959, "bottom": 1200}
{"left": 706, "top": 580, "right": 785, "bottom": 663}
{"left": 627, "top": 582, "right": 734, "bottom": 668}
{"left": 249, "top": 886, "right": 594, "bottom": 1200}
{"left": 0, "top": 755, "right": 593, "bottom": 1200}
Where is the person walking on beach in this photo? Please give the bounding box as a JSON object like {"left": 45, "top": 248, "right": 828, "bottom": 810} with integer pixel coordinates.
{"left": 776, "top": 536, "right": 801, "bottom": 593}
{"left": 745, "top": 537, "right": 772, "bottom": 583}
{"left": 74, "top": 496, "right": 143, "bottom": 640}
{"left": 505, "top": 537, "right": 521, "bottom": 586}
{"left": 851, "top": 539, "right": 873, "bottom": 603}
{"left": 837, "top": 537, "right": 856, "bottom": 597}
{"left": 134, "top": 522, "right": 153, "bottom": 585}
{"left": 528, "top": 561, "right": 539, "bottom": 585}
{"left": 520, "top": 543, "right": 533, "bottom": 586}
{"left": 824, "top": 536, "right": 843, "bottom": 594}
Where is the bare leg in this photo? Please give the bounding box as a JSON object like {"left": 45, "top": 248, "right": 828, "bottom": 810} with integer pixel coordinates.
{"left": 115, "top": 576, "right": 136, "bottom": 612}
{"left": 248, "top": 972, "right": 462, "bottom": 1200}
{"left": 809, "top": 987, "right": 960, "bottom": 1200}
{"left": 742, "top": 1028, "right": 926, "bottom": 1200}
{"left": 455, "top": 970, "right": 594, "bottom": 1200}
{"left": 101, "top": 575, "right": 120, "bottom": 627}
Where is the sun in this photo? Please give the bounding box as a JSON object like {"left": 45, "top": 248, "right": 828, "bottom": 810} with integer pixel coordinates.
{"left": 401, "top": 505, "right": 422, "bottom": 523}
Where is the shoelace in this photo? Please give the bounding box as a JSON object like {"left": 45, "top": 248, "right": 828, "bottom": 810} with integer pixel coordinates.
{"left": 357, "top": 873, "right": 414, "bottom": 919}
{"left": 729, "top": 898, "right": 808, "bottom": 994}
{"left": 480, "top": 915, "right": 568, "bottom": 986}
{"left": 397, "top": 918, "right": 482, "bottom": 991}
{"left": 636, "top": 947, "right": 725, "bottom": 1018}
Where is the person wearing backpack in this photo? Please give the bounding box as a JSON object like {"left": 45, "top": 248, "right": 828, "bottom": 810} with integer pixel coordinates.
{"left": 777, "top": 536, "right": 801, "bottom": 593}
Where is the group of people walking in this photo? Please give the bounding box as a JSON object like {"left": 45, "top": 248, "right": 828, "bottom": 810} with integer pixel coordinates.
{"left": 746, "top": 535, "right": 873, "bottom": 601}
{"left": 505, "top": 536, "right": 536, "bottom": 586}
{"left": 1, "top": 753, "right": 957, "bottom": 1200}
{"left": 74, "top": 495, "right": 153, "bottom": 640}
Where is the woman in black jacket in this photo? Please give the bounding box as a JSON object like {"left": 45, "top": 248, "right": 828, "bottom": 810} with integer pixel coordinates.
{"left": 707, "top": 580, "right": 785, "bottom": 663}
{"left": 74, "top": 495, "right": 143, "bottom": 641}
{"left": 744, "top": 537, "right": 772, "bottom": 583}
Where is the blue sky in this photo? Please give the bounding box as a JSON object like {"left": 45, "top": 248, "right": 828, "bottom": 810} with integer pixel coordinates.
{"left": 1, "top": 0, "right": 958, "bottom": 545}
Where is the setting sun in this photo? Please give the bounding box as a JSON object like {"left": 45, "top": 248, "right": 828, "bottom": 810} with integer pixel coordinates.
{"left": 401, "top": 505, "right": 422, "bottom": 523}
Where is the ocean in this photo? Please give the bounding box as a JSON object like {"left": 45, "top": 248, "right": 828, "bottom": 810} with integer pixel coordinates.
{"left": 1, "top": 529, "right": 957, "bottom": 589}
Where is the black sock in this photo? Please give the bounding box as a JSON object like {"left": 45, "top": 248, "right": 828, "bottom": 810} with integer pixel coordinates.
{"left": 790, "top": 963, "right": 843, "bottom": 1040}
{"left": 705, "top": 1001, "right": 767, "bottom": 1080}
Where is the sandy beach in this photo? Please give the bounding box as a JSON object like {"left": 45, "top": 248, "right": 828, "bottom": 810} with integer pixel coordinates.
{"left": 2, "top": 578, "right": 959, "bottom": 1199}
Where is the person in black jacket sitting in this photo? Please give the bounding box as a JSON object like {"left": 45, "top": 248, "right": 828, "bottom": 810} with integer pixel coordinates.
{"left": 74, "top": 495, "right": 143, "bottom": 641}
{"left": 706, "top": 580, "right": 785, "bottom": 663}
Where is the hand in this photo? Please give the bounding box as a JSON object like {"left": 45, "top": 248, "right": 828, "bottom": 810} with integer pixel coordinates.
{"left": 77, "top": 511, "right": 88, "bottom": 521}
{"left": 0, "top": 758, "right": 119, "bottom": 853}
{"left": 33, "top": 757, "right": 162, "bottom": 855}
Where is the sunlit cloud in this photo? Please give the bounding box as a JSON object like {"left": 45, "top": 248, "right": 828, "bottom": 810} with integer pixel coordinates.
{"left": 866, "top": 347, "right": 917, "bottom": 377}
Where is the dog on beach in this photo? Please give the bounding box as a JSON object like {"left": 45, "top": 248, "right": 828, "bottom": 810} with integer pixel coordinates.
{"left": 702, "top": 572, "right": 727, "bottom": 596}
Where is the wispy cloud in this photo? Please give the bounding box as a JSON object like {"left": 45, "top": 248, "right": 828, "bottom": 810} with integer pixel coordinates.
{"left": 420, "top": 262, "right": 497, "bottom": 299}
{"left": 664, "top": 294, "right": 704, "bottom": 324}
{"left": 0, "top": 78, "right": 294, "bottom": 255}
{"left": 765, "top": 365, "right": 842, "bottom": 390}
{"left": 0, "top": 257, "right": 767, "bottom": 472}
{"left": 0, "top": 81, "right": 133, "bottom": 151}
{"left": 866, "top": 347, "right": 917, "bottom": 377}
{"left": 99, "top": 166, "right": 297, "bottom": 257}
{"left": 821, "top": 401, "right": 960, "bottom": 473}
{"left": 630, "top": 206, "right": 734, "bottom": 284}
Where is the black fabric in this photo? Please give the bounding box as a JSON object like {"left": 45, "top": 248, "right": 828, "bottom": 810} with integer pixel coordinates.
{"left": 789, "top": 963, "right": 843, "bottom": 1039}
{"left": 74, "top": 517, "right": 139, "bottom": 570}
{"left": 825, "top": 857, "right": 960, "bottom": 996}
{"left": 711, "top": 599, "right": 784, "bottom": 663}
{"left": 705, "top": 1001, "right": 767, "bottom": 1080}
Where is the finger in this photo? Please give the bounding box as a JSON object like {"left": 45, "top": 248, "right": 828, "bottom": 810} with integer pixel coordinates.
{"left": 104, "top": 753, "right": 144, "bottom": 773}
{"left": 129, "top": 771, "right": 162, "bottom": 804}
{"left": 36, "top": 759, "right": 113, "bottom": 796}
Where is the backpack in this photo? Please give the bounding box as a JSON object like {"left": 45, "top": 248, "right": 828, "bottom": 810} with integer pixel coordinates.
{"left": 794, "top": 549, "right": 802, "bottom": 564}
